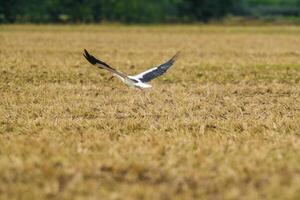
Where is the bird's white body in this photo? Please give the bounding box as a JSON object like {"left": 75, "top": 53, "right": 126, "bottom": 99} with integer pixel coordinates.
{"left": 111, "top": 74, "right": 152, "bottom": 89}
{"left": 127, "top": 76, "right": 152, "bottom": 89}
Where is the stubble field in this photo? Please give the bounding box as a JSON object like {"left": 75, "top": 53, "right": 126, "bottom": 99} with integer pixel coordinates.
{"left": 0, "top": 25, "right": 300, "bottom": 200}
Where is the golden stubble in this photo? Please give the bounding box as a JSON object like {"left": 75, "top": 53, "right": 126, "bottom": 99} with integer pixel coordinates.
{"left": 0, "top": 25, "right": 300, "bottom": 200}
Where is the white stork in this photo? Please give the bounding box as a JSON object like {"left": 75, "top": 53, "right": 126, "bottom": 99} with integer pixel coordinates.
{"left": 83, "top": 49, "right": 179, "bottom": 89}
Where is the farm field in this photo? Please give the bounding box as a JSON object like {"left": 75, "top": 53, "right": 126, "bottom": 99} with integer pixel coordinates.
{"left": 0, "top": 25, "right": 300, "bottom": 200}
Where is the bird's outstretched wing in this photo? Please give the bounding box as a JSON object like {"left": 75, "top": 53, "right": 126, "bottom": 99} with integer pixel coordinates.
{"left": 83, "top": 49, "right": 128, "bottom": 80}
{"left": 132, "top": 52, "right": 180, "bottom": 83}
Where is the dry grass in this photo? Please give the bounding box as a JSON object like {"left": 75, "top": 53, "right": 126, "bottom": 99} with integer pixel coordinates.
{"left": 0, "top": 25, "right": 300, "bottom": 200}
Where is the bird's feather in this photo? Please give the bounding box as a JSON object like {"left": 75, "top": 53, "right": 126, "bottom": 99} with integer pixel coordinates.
{"left": 133, "top": 51, "right": 180, "bottom": 83}
{"left": 83, "top": 49, "right": 128, "bottom": 81}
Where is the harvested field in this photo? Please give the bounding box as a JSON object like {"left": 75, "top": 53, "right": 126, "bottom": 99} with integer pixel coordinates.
{"left": 0, "top": 25, "right": 300, "bottom": 200}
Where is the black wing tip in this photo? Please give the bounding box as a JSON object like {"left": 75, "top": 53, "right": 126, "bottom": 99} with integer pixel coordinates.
{"left": 172, "top": 51, "right": 180, "bottom": 61}
{"left": 83, "top": 49, "right": 97, "bottom": 65}
{"left": 166, "top": 51, "right": 180, "bottom": 66}
{"left": 83, "top": 49, "right": 89, "bottom": 57}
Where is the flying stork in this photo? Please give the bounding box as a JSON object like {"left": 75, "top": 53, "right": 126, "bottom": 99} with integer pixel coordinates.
{"left": 83, "top": 49, "right": 179, "bottom": 89}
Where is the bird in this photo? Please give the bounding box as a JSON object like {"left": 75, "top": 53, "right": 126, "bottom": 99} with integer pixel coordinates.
{"left": 83, "top": 49, "right": 179, "bottom": 89}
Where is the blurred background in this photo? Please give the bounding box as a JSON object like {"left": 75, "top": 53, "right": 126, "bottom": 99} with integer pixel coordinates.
{"left": 1, "top": 0, "right": 300, "bottom": 24}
